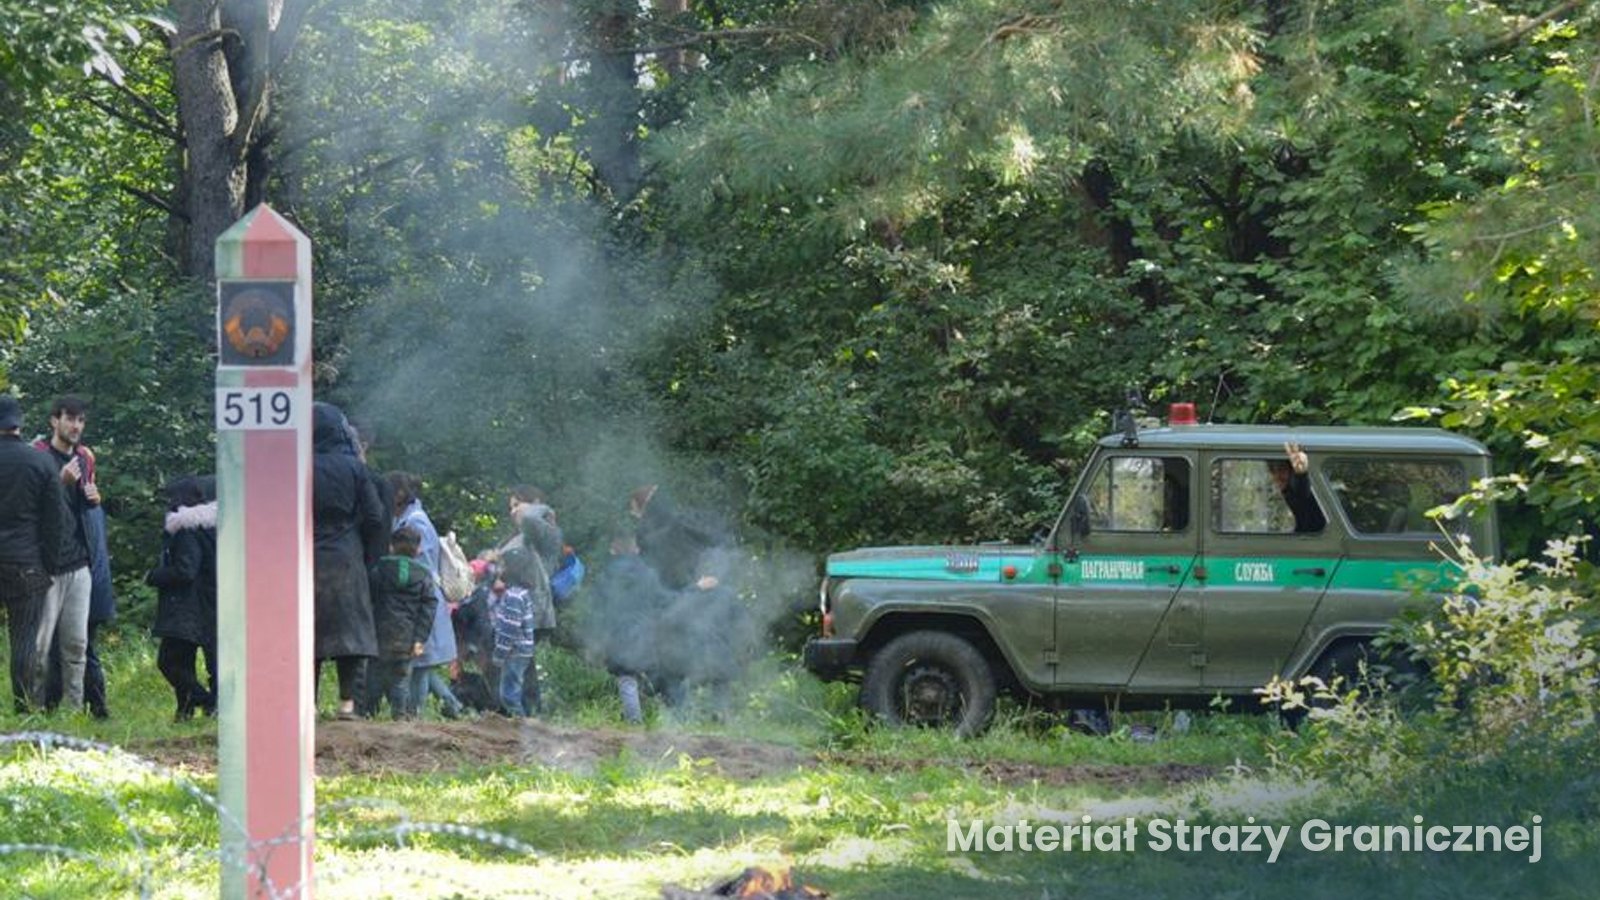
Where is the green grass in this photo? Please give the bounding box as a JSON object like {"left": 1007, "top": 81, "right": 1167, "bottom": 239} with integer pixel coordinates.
{"left": 1, "top": 627, "right": 1594, "bottom": 898}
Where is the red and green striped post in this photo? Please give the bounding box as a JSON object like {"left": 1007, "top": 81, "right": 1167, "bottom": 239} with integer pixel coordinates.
{"left": 214, "top": 205, "right": 316, "bottom": 898}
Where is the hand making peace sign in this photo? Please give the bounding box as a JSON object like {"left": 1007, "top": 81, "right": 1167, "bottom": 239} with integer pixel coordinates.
{"left": 1283, "top": 442, "right": 1309, "bottom": 475}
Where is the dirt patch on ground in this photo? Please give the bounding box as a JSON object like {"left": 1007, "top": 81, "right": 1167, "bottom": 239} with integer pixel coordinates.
{"left": 133, "top": 722, "right": 1214, "bottom": 787}
{"left": 820, "top": 752, "right": 1216, "bottom": 788}
{"left": 136, "top": 717, "right": 812, "bottom": 780}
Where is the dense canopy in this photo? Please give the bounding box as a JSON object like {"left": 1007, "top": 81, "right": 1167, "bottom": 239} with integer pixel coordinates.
{"left": 2, "top": 0, "right": 1597, "bottom": 575}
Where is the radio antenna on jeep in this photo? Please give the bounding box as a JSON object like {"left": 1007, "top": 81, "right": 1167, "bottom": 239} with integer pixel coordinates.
{"left": 1114, "top": 387, "right": 1145, "bottom": 448}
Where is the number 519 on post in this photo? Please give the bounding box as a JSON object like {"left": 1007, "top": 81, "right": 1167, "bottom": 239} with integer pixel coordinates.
{"left": 215, "top": 387, "right": 297, "bottom": 430}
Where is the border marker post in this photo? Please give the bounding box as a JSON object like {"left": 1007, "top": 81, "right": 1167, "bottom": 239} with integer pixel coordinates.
{"left": 214, "top": 205, "right": 316, "bottom": 898}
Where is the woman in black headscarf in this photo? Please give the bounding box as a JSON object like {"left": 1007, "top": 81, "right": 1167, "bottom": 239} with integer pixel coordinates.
{"left": 311, "top": 402, "right": 387, "bottom": 718}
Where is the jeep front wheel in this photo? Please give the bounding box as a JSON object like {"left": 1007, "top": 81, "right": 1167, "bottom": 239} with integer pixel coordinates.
{"left": 861, "top": 631, "right": 996, "bottom": 737}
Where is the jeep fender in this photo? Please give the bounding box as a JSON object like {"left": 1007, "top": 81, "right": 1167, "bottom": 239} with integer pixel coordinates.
{"left": 834, "top": 579, "right": 1053, "bottom": 693}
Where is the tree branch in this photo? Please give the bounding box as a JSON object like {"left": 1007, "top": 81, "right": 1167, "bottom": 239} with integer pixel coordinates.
{"left": 1192, "top": 175, "right": 1229, "bottom": 212}
{"left": 270, "top": 0, "right": 319, "bottom": 71}
{"left": 80, "top": 93, "right": 182, "bottom": 142}
{"left": 1478, "top": 0, "right": 1588, "bottom": 55}
{"left": 92, "top": 72, "right": 181, "bottom": 139}
{"left": 1468, "top": 217, "right": 1567, "bottom": 243}
{"left": 170, "top": 27, "right": 237, "bottom": 58}
{"left": 573, "top": 25, "right": 826, "bottom": 59}
{"left": 230, "top": 10, "right": 271, "bottom": 158}
{"left": 121, "top": 184, "right": 186, "bottom": 220}
{"left": 983, "top": 13, "right": 1064, "bottom": 47}
{"left": 274, "top": 88, "right": 511, "bottom": 163}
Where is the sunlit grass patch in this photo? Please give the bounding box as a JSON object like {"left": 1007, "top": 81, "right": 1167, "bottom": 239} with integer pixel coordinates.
{"left": 0, "top": 627, "right": 1313, "bottom": 898}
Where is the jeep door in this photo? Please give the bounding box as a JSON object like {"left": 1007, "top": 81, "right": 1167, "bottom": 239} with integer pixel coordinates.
{"left": 1054, "top": 451, "right": 1199, "bottom": 689}
{"left": 1187, "top": 453, "right": 1342, "bottom": 691}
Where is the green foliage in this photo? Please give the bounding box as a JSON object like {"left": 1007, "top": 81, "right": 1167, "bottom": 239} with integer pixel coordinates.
{"left": 1391, "top": 5, "right": 1600, "bottom": 551}
{"left": 1405, "top": 537, "right": 1600, "bottom": 747}
{"left": 658, "top": 0, "right": 1262, "bottom": 232}
{"left": 641, "top": 0, "right": 1600, "bottom": 558}
{"left": 1263, "top": 536, "right": 1600, "bottom": 797}
{"left": 0, "top": 1, "right": 173, "bottom": 378}
{"left": 6, "top": 0, "right": 1600, "bottom": 583}
{"left": 0, "top": 0, "right": 157, "bottom": 91}
{"left": 4, "top": 281, "right": 215, "bottom": 586}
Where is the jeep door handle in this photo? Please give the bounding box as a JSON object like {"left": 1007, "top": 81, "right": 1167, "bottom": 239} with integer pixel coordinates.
{"left": 1292, "top": 567, "right": 1327, "bottom": 577}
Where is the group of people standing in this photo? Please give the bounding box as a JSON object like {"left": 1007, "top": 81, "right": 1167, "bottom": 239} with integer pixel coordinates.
{"left": 0, "top": 394, "right": 116, "bottom": 718}
{"left": 2, "top": 392, "right": 755, "bottom": 726}
{"left": 310, "top": 401, "right": 473, "bottom": 720}
{"left": 310, "top": 402, "right": 584, "bottom": 722}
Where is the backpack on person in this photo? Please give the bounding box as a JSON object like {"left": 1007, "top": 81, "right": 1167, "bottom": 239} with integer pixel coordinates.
{"left": 550, "top": 545, "right": 585, "bottom": 607}
{"left": 437, "top": 530, "right": 474, "bottom": 603}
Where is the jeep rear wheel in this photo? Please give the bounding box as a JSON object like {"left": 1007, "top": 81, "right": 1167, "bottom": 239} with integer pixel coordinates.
{"left": 1315, "top": 640, "right": 1428, "bottom": 705}
{"left": 1282, "top": 640, "right": 1427, "bottom": 728}
{"left": 861, "top": 631, "right": 997, "bottom": 737}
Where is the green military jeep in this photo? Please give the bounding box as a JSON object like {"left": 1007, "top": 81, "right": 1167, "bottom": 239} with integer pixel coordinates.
{"left": 803, "top": 410, "right": 1496, "bottom": 735}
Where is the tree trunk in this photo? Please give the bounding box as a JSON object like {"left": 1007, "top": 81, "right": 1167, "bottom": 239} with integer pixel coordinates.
{"left": 584, "top": 3, "right": 643, "bottom": 202}
{"left": 167, "top": 0, "right": 305, "bottom": 282}
{"left": 653, "top": 0, "right": 692, "bottom": 77}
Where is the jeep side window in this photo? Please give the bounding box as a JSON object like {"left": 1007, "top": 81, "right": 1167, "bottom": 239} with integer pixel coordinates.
{"left": 1212, "top": 458, "right": 1326, "bottom": 534}
{"left": 1324, "top": 457, "right": 1468, "bottom": 535}
{"left": 1085, "top": 456, "right": 1190, "bottom": 533}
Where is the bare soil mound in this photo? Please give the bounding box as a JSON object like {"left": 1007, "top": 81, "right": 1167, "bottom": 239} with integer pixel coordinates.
{"left": 138, "top": 717, "right": 811, "bottom": 780}
{"left": 134, "top": 721, "right": 1215, "bottom": 787}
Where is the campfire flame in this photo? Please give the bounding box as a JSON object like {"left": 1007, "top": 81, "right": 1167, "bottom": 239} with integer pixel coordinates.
{"left": 661, "top": 865, "right": 829, "bottom": 900}
{"left": 735, "top": 866, "right": 793, "bottom": 897}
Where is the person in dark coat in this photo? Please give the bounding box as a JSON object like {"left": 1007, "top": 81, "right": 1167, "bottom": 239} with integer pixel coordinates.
{"left": 146, "top": 475, "right": 218, "bottom": 720}
{"left": 629, "top": 485, "right": 724, "bottom": 592}
{"left": 364, "top": 526, "right": 437, "bottom": 719}
{"left": 577, "top": 533, "right": 669, "bottom": 724}
{"left": 312, "top": 402, "right": 387, "bottom": 719}
{"left": 79, "top": 496, "right": 116, "bottom": 716}
{"left": 0, "top": 394, "right": 71, "bottom": 713}
{"left": 654, "top": 559, "right": 758, "bottom": 714}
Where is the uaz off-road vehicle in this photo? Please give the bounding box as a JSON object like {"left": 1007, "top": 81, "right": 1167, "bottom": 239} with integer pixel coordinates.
{"left": 803, "top": 407, "right": 1496, "bottom": 735}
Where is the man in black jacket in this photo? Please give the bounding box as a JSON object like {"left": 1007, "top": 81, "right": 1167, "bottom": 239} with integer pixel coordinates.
{"left": 0, "top": 395, "right": 71, "bottom": 712}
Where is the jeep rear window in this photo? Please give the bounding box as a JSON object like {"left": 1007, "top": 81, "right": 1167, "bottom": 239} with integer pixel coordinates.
{"left": 1085, "top": 456, "right": 1190, "bottom": 533}
{"left": 1211, "top": 458, "right": 1324, "bottom": 534}
{"left": 1324, "top": 457, "right": 1469, "bottom": 536}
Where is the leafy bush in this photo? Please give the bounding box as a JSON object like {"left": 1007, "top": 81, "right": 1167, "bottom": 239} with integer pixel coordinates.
{"left": 1403, "top": 537, "right": 1599, "bottom": 749}
{"left": 1261, "top": 537, "right": 1600, "bottom": 787}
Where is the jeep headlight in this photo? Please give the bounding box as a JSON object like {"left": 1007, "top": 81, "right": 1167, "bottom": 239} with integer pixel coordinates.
{"left": 819, "top": 577, "right": 834, "bottom": 637}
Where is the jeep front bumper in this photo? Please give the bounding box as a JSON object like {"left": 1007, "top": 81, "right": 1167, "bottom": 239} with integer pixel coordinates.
{"left": 802, "top": 638, "right": 859, "bottom": 681}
